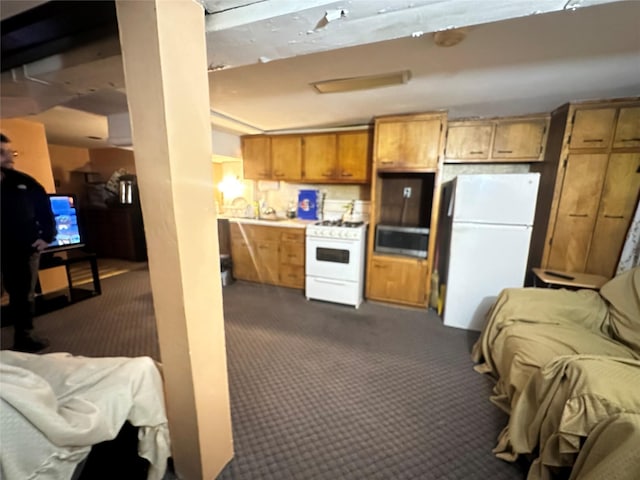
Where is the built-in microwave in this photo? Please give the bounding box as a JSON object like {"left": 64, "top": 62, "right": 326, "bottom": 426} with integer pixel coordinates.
{"left": 375, "top": 225, "right": 430, "bottom": 258}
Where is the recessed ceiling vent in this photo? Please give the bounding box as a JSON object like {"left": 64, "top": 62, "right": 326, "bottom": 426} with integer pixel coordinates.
{"left": 311, "top": 70, "right": 411, "bottom": 94}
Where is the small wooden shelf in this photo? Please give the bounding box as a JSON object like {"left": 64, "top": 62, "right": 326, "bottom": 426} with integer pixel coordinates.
{"left": 532, "top": 267, "right": 608, "bottom": 290}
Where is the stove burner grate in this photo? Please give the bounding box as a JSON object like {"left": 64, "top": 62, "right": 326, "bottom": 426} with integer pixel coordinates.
{"left": 315, "top": 220, "right": 364, "bottom": 228}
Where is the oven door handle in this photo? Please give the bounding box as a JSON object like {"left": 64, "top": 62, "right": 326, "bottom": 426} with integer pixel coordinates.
{"left": 313, "top": 278, "right": 348, "bottom": 286}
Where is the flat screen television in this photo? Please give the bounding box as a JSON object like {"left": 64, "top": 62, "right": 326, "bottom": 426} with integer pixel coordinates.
{"left": 45, "top": 194, "right": 85, "bottom": 252}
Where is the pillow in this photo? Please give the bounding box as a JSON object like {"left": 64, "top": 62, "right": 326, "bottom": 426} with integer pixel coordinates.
{"left": 600, "top": 267, "right": 640, "bottom": 353}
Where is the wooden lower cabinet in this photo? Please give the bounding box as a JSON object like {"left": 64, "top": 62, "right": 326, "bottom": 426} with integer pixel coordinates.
{"left": 230, "top": 223, "right": 305, "bottom": 289}
{"left": 366, "top": 255, "right": 428, "bottom": 307}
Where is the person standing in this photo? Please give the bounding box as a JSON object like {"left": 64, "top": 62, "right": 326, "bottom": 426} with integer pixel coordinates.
{"left": 1, "top": 132, "right": 56, "bottom": 352}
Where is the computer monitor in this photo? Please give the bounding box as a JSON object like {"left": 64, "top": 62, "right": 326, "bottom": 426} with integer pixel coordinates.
{"left": 45, "top": 194, "right": 85, "bottom": 253}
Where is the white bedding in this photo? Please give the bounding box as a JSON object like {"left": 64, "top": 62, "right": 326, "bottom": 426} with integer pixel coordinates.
{"left": 0, "top": 351, "right": 171, "bottom": 480}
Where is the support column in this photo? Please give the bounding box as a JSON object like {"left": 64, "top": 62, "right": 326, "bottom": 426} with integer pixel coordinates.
{"left": 115, "top": 1, "right": 233, "bottom": 479}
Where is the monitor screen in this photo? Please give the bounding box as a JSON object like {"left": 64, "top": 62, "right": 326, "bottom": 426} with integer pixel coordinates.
{"left": 46, "top": 194, "right": 85, "bottom": 252}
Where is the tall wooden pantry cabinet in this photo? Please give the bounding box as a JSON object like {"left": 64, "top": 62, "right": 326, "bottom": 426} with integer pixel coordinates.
{"left": 366, "top": 112, "right": 447, "bottom": 307}
{"left": 528, "top": 98, "right": 640, "bottom": 278}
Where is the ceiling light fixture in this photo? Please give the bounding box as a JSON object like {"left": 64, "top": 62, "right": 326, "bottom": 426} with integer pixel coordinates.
{"left": 433, "top": 28, "right": 468, "bottom": 47}
{"left": 311, "top": 70, "right": 411, "bottom": 94}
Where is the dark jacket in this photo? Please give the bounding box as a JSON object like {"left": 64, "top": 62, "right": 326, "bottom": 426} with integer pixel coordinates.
{"left": 1, "top": 167, "right": 57, "bottom": 254}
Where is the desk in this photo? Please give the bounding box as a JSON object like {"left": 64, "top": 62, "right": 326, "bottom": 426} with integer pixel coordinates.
{"left": 39, "top": 251, "right": 102, "bottom": 304}
{"left": 532, "top": 268, "right": 608, "bottom": 290}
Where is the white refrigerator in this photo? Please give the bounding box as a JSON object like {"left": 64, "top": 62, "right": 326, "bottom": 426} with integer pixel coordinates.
{"left": 438, "top": 173, "right": 540, "bottom": 331}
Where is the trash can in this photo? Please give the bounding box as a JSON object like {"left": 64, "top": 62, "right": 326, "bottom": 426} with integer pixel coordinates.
{"left": 220, "top": 254, "right": 233, "bottom": 287}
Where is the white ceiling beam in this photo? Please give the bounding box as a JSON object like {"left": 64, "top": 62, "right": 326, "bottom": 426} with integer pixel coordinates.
{"left": 202, "top": 0, "right": 338, "bottom": 30}
{"left": 204, "top": 0, "right": 627, "bottom": 69}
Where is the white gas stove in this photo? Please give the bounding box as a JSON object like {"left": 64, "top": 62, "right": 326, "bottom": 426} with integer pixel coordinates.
{"left": 305, "top": 220, "right": 368, "bottom": 308}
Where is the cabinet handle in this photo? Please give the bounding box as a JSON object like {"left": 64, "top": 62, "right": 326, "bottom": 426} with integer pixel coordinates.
{"left": 569, "top": 213, "right": 588, "bottom": 217}
{"left": 322, "top": 172, "right": 333, "bottom": 177}
{"left": 273, "top": 172, "right": 285, "bottom": 177}
{"left": 374, "top": 264, "right": 388, "bottom": 269}
{"left": 620, "top": 138, "right": 640, "bottom": 142}
{"left": 287, "top": 254, "right": 297, "bottom": 258}
{"left": 469, "top": 151, "right": 484, "bottom": 154}
{"left": 583, "top": 139, "right": 603, "bottom": 143}
{"left": 496, "top": 150, "right": 513, "bottom": 154}
{"left": 380, "top": 161, "right": 394, "bottom": 165}
{"left": 341, "top": 172, "right": 353, "bottom": 177}
{"left": 604, "top": 214, "right": 624, "bottom": 219}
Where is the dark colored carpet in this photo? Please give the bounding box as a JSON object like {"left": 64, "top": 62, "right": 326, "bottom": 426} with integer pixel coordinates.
{"left": 0, "top": 268, "right": 527, "bottom": 479}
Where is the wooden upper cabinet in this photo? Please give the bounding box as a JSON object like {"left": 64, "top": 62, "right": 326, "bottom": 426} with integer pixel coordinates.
{"left": 613, "top": 106, "right": 640, "bottom": 149}
{"left": 444, "top": 116, "right": 548, "bottom": 163}
{"left": 375, "top": 114, "right": 444, "bottom": 170}
{"left": 492, "top": 119, "right": 547, "bottom": 160}
{"left": 302, "top": 133, "right": 337, "bottom": 182}
{"left": 243, "top": 130, "right": 370, "bottom": 183}
{"left": 271, "top": 135, "right": 302, "bottom": 180}
{"left": 336, "top": 130, "right": 371, "bottom": 182}
{"left": 586, "top": 153, "right": 640, "bottom": 277}
{"left": 445, "top": 123, "right": 493, "bottom": 160}
{"left": 242, "top": 136, "right": 271, "bottom": 180}
{"left": 569, "top": 108, "right": 616, "bottom": 149}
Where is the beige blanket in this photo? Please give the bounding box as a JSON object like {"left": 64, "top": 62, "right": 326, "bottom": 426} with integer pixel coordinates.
{"left": 471, "top": 287, "right": 639, "bottom": 414}
{"left": 472, "top": 287, "right": 610, "bottom": 376}
{"left": 500, "top": 356, "right": 640, "bottom": 480}
{"left": 0, "top": 351, "right": 171, "bottom": 480}
{"left": 569, "top": 412, "right": 640, "bottom": 480}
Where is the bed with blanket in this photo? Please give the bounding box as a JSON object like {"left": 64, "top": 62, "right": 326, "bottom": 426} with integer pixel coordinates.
{"left": 471, "top": 267, "right": 640, "bottom": 479}
{"left": 0, "top": 351, "right": 171, "bottom": 480}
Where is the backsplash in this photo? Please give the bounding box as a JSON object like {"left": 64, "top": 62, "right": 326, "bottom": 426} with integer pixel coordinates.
{"left": 258, "top": 181, "right": 370, "bottom": 219}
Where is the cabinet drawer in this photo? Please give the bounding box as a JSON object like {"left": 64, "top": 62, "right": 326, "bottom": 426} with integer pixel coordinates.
{"left": 250, "top": 225, "right": 282, "bottom": 243}
{"left": 281, "top": 230, "right": 304, "bottom": 242}
{"left": 280, "top": 244, "right": 304, "bottom": 266}
{"left": 279, "top": 265, "right": 305, "bottom": 288}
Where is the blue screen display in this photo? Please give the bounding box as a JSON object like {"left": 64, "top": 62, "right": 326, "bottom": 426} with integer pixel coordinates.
{"left": 48, "top": 195, "right": 83, "bottom": 249}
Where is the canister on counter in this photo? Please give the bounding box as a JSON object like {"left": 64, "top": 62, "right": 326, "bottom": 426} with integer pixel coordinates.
{"left": 297, "top": 189, "right": 319, "bottom": 220}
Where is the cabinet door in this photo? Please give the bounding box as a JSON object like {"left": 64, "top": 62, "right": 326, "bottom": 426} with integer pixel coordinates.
{"left": 336, "top": 131, "right": 370, "bottom": 182}
{"left": 492, "top": 120, "right": 546, "bottom": 160}
{"left": 271, "top": 136, "right": 302, "bottom": 180}
{"left": 366, "top": 256, "right": 427, "bottom": 306}
{"left": 546, "top": 154, "right": 608, "bottom": 272}
{"left": 230, "top": 225, "right": 259, "bottom": 282}
{"left": 242, "top": 136, "right": 271, "bottom": 180}
{"left": 254, "top": 240, "right": 279, "bottom": 284}
{"left": 445, "top": 124, "right": 493, "bottom": 160}
{"left": 569, "top": 108, "right": 616, "bottom": 149}
{"left": 613, "top": 106, "right": 640, "bottom": 149}
{"left": 376, "top": 118, "right": 442, "bottom": 169}
{"left": 302, "top": 133, "right": 337, "bottom": 181}
{"left": 586, "top": 153, "right": 640, "bottom": 277}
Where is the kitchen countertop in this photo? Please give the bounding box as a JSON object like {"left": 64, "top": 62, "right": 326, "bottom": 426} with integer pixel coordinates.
{"left": 222, "top": 216, "right": 313, "bottom": 229}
